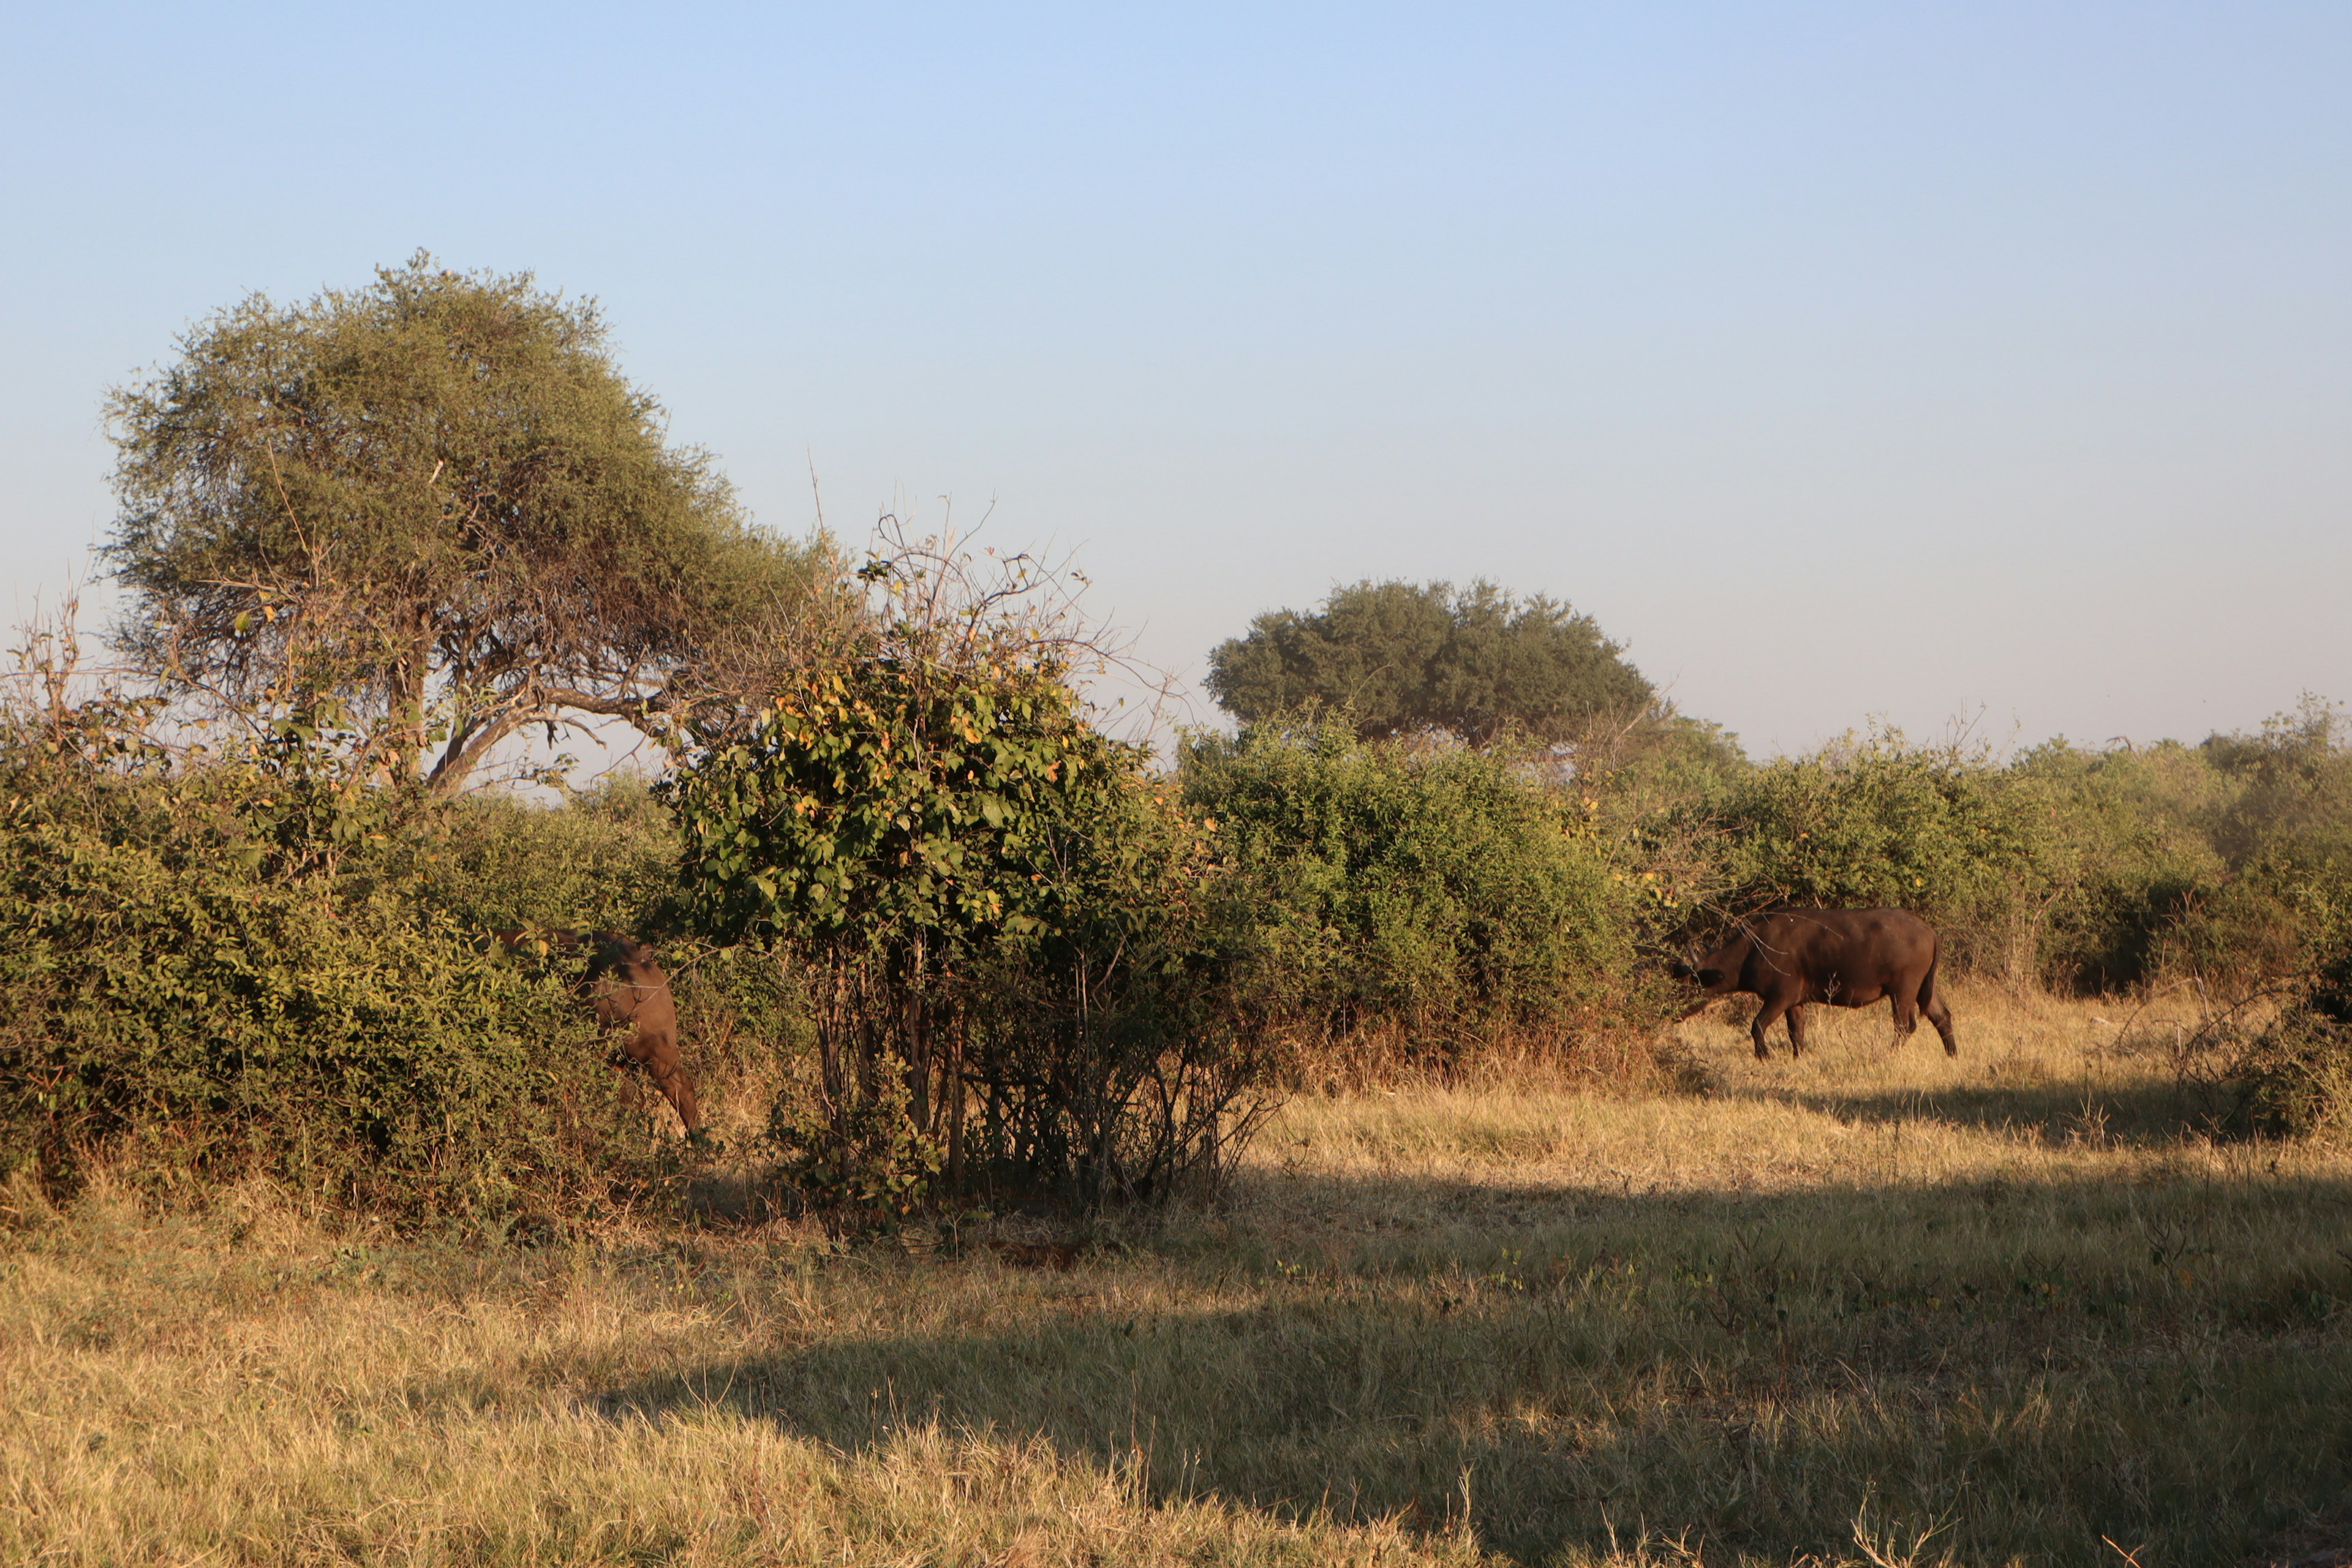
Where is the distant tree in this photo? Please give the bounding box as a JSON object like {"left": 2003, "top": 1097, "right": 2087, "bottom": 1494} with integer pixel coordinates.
{"left": 1204, "top": 578, "right": 1653, "bottom": 746}
{"left": 104, "top": 254, "right": 841, "bottom": 791}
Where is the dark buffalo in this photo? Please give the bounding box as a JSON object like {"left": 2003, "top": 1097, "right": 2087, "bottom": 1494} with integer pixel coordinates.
{"left": 1668, "top": 907, "right": 1958, "bottom": 1061}
{"left": 495, "top": 928, "right": 704, "bottom": 1133}
{"left": 578, "top": 932, "right": 703, "bottom": 1134}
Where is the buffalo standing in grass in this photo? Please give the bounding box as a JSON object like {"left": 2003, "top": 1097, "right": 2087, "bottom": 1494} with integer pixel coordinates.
{"left": 496, "top": 929, "right": 704, "bottom": 1134}
{"left": 1669, "top": 907, "right": 1958, "bottom": 1061}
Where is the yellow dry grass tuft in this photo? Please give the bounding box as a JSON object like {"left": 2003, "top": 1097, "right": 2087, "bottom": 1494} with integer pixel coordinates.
{"left": 5, "top": 983, "right": 2350, "bottom": 1566}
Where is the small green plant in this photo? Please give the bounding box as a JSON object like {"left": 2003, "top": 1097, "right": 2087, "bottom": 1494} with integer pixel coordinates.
{"left": 766, "top": 1058, "right": 943, "bottom": 1218}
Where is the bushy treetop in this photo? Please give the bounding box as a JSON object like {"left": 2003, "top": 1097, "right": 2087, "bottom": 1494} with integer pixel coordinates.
{"left": 1204, "top": 578, "right": 1652, "bottom": 746}
{"left": 105, "top": 253, "right": 839, "bottom": 791}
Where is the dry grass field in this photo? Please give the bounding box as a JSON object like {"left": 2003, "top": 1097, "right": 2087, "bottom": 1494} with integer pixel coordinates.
{"left": 6, "top": 984, "right": 2351, "bottom": 1566}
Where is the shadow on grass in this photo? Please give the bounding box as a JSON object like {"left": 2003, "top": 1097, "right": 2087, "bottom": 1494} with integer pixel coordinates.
{"left": 1756, "top": 1075, "right": 2233, "bottom": 1147}
{"left": 588, "top": 1168, "right": 2352, "bottom": 1567}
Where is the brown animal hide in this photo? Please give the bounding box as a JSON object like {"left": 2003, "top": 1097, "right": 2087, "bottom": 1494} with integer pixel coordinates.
{"left": 494, "top": 927, "right": 703, "bottom": 1133}
{"left": 578, "top": 932, "right": 703, "bottom": 1134}
{"left": 1668, "top": 907, "right": 1958, "bottom": 1062}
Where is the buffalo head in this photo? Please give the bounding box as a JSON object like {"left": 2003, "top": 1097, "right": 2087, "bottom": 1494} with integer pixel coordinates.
{"left": 1667, "top": 932, "right": 1747, "bottom": 993}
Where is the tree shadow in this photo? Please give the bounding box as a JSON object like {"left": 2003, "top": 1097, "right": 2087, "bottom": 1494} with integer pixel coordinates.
{"left": 1735, "top": 1076, "right": 2231, "bottom": 1147}
{"left": 580, "top": 1165, "right": 2352, "bottom": 1567}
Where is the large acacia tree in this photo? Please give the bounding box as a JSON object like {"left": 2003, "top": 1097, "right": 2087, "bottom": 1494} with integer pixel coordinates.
{"left": 1205, "top": 578, "right": 1653, "bottom": 747}
{"left": 105, "top": 254, "right": 839, "bottom": 790}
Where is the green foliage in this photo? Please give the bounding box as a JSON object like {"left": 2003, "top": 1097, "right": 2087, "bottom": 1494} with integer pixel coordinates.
{"left": 2010, "top": 739, "right": 2234, "bottom": 989}
{"left": 399, "top": 776, "right": 816, "bottom": 1093}
{"left": 407, "top": 774, "right": 680, "bottom": 937}
{"left": 667, "top": 658, "right": 1110, "bottom": 953}
{"left": 0, "top": 677, "right": 665, "bottom": 1212}
{"left": 653, "top": 939, "right": 812, "bottom": 1078}
{"left": 105, "top": 252, "right": 839, "bottom": 791}
{"left": 1582, "top": 712, "right": 1751, "bottom": 806}
{"left": 766, "top": 1054, "right": 944, "bottom": 1218}
{"left": 1997, "top": 702, "right": 2352, "bottom": 989}
{"left": 1205, "top": 578, "right": 1653, "bottom": 745}
{"left": 1178, "top": 718, "right": 1640, "bottom": 1058}
{"left": 1620, "top": 702, "right": 2352, "bottom": 993}
{"left": 0, "top": 790, "right": 645, "bottom": 1212}
{"left": 1660, "top": 727, "right": 2071, "bottom": 976}
{"left": 666, "top": 650, "right": 1118, "bottom": 1210}
{"left": 665, "top": 544, "right": 1276, "bottom": 1210}
{"left": 2181, "top": 701, "right": 2352, "bottom": 981}
{"left": 1200, "top": 581, "right": 2352, "bottom": 1004}
{"left": 954, "top": 761, "right": 1275, "bottom": 1202}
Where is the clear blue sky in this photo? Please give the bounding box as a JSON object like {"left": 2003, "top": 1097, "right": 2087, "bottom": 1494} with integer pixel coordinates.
{"left": 5, "top": 3, "right": 2346, "bottom": 754}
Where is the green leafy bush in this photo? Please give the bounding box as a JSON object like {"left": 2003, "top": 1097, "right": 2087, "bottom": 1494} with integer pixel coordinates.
{"left": 406, "top": 774, "right": 680, "bottom": 937}
{"left": 1178, "top": 718, "right": 1640, "bottom": 1065}
{"left": 952, "top": 762, "right": 1276, "bottom": 1202}
{"left": 1617, "top": 706, "right": 2352, "bottom": 996}
{"left": 661, "top": 941, "right": 818, "bottom": 1088}
{"left": 1657, "top": 728, "right": 2071, "bottom": 978}
{"left": 2005, "top": 739, "right": 2231, "bottom": 990}
{"left": 663, "top": 638, "right": 991, "bottom": 1213}
{"left": 665, "top": 548, "right": 1278, "bottom": 1211}
{"left": 0, "top": 698, "right": 665, "bottom": 1214}
{"left": 2008, "top": 704, "right": 2352, "bottom": 989}
{"left": 2174, "top": 703, "right": 2352, "bottom": 983}
{"left": 402, "top": 776, "right": 823, "bottom": 1095}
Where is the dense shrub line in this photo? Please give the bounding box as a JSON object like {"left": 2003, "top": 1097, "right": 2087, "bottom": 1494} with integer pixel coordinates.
{"left": 1169, "top": 701, "right": 2352, "bottom": 1056}
{"left": 0, "top": 710, "right": 665, "bottom": 1214}
{"left": 1611, "top": 703, "right": 2352, "bottom": 994}
{"left": 11, "top": 668, "right": 2352, "bottom": 1216}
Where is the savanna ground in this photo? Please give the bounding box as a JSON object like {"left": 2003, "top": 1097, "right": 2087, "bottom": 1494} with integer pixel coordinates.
{"left": 7, "top": 986, "right": 2351, "bottom": 1567}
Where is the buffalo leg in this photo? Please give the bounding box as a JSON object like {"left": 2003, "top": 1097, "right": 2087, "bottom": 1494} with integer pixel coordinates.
{"left": 1912, "top": 964, "right": 1959, "bottom": 1057}
{"left": 1784, "top": 1003, "right": 1809, "bottom": 1057}
{"left": 620, "top": 1027, "right": 704, "bottom": 1133}
{"left": 1751, "top": 1001, "right": 1789, "bottom": 1061}
{"left": 1924, "top": 992, "right": 1959, "bottom": 1057}
{"left": 1888, "top": 990, "right": 1920, "bottom": 1049}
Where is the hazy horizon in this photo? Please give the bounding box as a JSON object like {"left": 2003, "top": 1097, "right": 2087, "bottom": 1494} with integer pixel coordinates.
{"left": 6, "top": 4, "right": 2346, "bottom": 758}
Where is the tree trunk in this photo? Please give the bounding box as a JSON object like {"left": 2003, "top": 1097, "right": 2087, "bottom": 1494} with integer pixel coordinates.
{"left": 905, "top": 934, "right": 931, "bottom": 1134}
{"left": 945, "top": 1022, "right": 965, "bottom": 1193}
{"left": 381, "top": 605, "right": 434, "bottom": 782}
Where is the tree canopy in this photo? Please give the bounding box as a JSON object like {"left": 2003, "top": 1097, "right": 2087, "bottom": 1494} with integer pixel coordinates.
{"left": 105, "top": 254, "right": 840, "bottom": 791}
{"left": 1204, "top": 578, "right": 1653, "bottom": 746}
